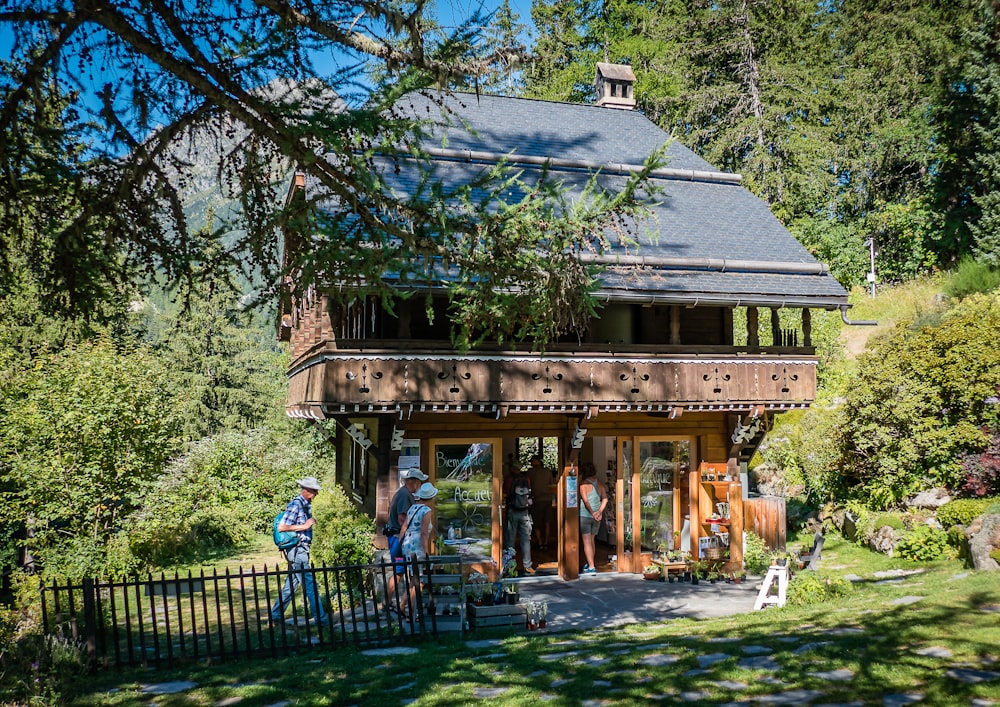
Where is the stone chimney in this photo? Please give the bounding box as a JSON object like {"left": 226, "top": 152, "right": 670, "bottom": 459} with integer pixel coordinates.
{"left": 595, "top": 62, "right": 636, "bottom": 110}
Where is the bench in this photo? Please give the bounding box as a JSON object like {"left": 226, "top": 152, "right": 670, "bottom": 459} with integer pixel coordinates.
{"left": 651, "top": 558, "right": 689, "bottom": 580}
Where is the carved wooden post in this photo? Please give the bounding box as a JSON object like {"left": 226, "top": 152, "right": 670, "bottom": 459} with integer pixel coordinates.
{"left": 670, "top": 305, "right": 681, "bottom": 345}
{"left": 770, "top": 308, "right": 781, "bottom": 347}
{"left": 689, "top": 467, "right": 701, "bottom": 561}
{"left": 747, "top": 307, "right": 759, "bottom": 348}
{"left": 802, "top": 308, "right": 812, "bottom": 347}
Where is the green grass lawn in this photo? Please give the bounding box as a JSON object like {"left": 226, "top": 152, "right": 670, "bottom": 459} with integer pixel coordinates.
{"left": 66, "top": 533, "right": 1000, "bottom": 706}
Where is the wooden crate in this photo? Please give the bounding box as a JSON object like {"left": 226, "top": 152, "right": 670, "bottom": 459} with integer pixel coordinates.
{"left": 468, "top": 603, "right": 526, "bottom": 630}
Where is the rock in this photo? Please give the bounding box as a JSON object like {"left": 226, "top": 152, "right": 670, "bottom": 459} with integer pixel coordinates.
{"left": 908, "top": 488, "right": 951, "bottom": 509}
{"left": 869, "top": 525, "right": 898, "bottom": 556}
{"left": 967, "top": 513, "right": 1000, "bottom": 572}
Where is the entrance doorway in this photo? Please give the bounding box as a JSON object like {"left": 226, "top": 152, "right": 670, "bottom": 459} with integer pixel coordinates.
{"left": 511, "top": 437, "right": 560, "bottom": 575}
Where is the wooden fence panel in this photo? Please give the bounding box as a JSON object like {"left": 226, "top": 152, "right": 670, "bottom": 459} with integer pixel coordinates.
{"left": 744, "top": 495, "right": 786, "bottom": 551}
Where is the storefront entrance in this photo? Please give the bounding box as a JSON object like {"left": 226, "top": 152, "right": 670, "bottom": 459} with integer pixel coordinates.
{"left": 414, "top": 434, "right": 694, "bottom": 579}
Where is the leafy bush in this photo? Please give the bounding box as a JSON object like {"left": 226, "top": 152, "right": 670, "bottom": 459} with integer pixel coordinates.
{"left": 936, "top": 497, "right": 998, "bottom": 528}
{"left": 742, "top": 531, "right": 771, "bottom": 575}
{"left": 786, "top": 572, "right": 853, "bottom": 607}
{"left": 0, "top": 573, "right": 89, "bottom": 705}
{"left": 946, "top": 525, "right": 967, "bottom": 549}
{"left": 955, "top": 431, "right": 1000, "bottom": 498}
{"left": 943, "top": 256, "right": 1000, "bottom": 300}
{"left": 311, "top": 484, "right": 376, "bottom": 567}
{"left": 834, "top": 292, "right": 1000, "bottom": 508}
{"left": 110, "top": 429, "right": 333, "bottom": 575}
{"left": 895, "top": 524, "right": 950, "bottom": 561}
{"left": 0, "top": 338, "right": 184, "bottom": 577}
{"left": 756, "top": 402, "right": 847, "bottom": 504}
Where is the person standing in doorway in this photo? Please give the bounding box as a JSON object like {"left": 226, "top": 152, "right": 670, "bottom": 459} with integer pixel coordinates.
{"left": 527, "top": 455, "right": 556, "bottom": 551}
{"left": 579, "top": 462, "right": 608, "bottom": 575}
{"left": 503, "top": 464, "right": 535, "bottom": 575}
{"left": 270, "top": 477, "right": 329, "bottom": 625}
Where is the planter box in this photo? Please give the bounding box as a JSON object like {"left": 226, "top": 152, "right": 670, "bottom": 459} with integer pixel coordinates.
{"left": 468, "top": 602, "right": 526, "bottom": 629}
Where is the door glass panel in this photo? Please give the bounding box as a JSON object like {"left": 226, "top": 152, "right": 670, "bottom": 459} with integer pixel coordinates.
{"left": 432, "top": 442, "right": 494, "bottom": 563}
{"left": 639, "top": 441, "right": 690, "bottom": 553}
{"left": 620, "top": 439, "right": 633, "bottom": 553}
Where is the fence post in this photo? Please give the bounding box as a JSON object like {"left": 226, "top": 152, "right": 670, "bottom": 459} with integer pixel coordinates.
{"left": 81, "top": 577, "right": 98, "bottom": 672}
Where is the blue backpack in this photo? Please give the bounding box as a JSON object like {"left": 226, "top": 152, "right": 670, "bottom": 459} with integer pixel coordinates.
{"left": 272, "top": 499, "right": 303, "bottom": 550}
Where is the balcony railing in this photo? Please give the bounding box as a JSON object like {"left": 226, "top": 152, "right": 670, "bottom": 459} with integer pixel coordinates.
{"left": 286, "top": 347, "right": 817, "bottom": 416}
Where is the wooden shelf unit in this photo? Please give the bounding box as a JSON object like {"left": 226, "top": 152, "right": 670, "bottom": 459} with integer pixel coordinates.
{"left": 690, "top": 463, "right": 744, "bottom": 573}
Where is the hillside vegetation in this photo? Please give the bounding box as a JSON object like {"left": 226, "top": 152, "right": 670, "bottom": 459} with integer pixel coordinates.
{"left": 759, "top": 266, "right": 1000, "bottom": 512}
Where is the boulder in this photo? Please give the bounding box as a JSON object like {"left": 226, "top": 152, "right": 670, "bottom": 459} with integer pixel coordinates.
{"left": 869, "top": 525, "right": 898, "bottom": 556}
{"left": 909, "top": 488, "right": 951, "bottom": 510}
{"left": 967, "top": 513, "right": 1000, "bottom": 572}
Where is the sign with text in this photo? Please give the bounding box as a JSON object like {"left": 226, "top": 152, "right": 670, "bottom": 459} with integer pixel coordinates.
{"left": 433, "top": 443, "right": 494, "bottom": 559}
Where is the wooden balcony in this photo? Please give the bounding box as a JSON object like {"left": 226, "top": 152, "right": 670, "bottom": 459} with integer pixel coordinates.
{"left": 286, "top": 346, "right": 817, "bottom": 418}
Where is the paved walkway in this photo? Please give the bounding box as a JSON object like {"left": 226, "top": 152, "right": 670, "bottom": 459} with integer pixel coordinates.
{"left": 514, "top": 571, "right": 760, "bottom": 631}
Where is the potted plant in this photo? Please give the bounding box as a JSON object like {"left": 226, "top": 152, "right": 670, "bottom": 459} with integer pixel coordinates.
{"left": 769, "top": 550, "right": 792, "bottom": 568}
{"left": 688, "top": 559, "right": 705, "bottom": 585}
{"left": 537, "top": 600, "right": 548, "bottom": 629}
{"left": 642, "top": 563, "right": 661, "bottom": 581}
{"left": 526, "top": 601, "right": 539, "bottom": 630}
{"left": 503, "top": 577, "right": 520, "bottom": 604}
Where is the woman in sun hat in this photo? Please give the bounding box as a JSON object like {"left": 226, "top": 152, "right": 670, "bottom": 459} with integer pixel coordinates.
{"left": 396, "top": 482, "right": 438, "bottom": 617}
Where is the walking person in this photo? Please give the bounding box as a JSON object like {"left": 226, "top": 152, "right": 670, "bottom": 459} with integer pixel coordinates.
{"left": 270, "top": 477, "right": 329, "bottom": 625}
{"left": 503, "top": 464, "right": 535, "bottom": 574}
{"left": 579, "top": 462, "right": 608, "bottom": 575}
{"left": 397, "top": 481, "right": 438, "bottom": 617}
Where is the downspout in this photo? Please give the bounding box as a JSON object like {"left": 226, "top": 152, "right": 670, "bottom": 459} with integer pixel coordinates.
{"left": 840, "top": 306, "right": 877, "bottom": 326}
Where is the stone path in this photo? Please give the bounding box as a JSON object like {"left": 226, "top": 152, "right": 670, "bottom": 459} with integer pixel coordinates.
{"left": 129, "top": 626, "right": 1000, "bottom": 707}
{"left": 121, "top": 569, "right": 1000, "bottom": 706}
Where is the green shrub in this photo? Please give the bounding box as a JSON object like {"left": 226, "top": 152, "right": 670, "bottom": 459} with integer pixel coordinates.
{"left": 311, "top": 484, "right": 376, "bottom": 567}
{"left": 743, "top": 531, "right": 771, "bottom": 575}
{"left": 111, "top": 429, "right": 333, "bottom": 574}
{"left": 0, "top": 572, "right": 89, "bottom": 705}
{"left": 786, "top": 572, "right": 853, "bottom": 607}
{"left": 990, "top": 548, "right": 1000, "bottom": 564}
{"left": 937, "top": 497, "right": 998, "bottom": 528}
{"left": 895, "top": 524, "right": 950, "bottom": 561}
{"left": 946, "top": 525, "right": 967, "bottom": 548}
{"left": 943, "top": 255, "right": 1000, "bottom": 300}
{"left": 872, "top": 514, "right": 905, "bottom": 531}
{"left": 834, "top": 292, "right": 1000, "bottom": 509}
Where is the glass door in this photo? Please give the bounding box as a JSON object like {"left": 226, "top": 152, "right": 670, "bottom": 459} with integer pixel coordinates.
{"left": 619, "top": 437, "right": 692, "bottom": 571}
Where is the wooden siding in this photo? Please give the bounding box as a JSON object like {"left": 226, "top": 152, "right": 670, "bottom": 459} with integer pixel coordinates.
{"left": 286, "top": 353, "right": 816, "bottom": 413}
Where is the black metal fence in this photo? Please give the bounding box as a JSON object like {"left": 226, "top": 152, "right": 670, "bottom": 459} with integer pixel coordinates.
{"left": 40, "top": 555, "right": 469, "bottom": 670}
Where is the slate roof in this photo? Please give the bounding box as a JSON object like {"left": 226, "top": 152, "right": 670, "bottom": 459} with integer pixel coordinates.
{"left": 305, "top": 90, "right": 850, "bottom": 309}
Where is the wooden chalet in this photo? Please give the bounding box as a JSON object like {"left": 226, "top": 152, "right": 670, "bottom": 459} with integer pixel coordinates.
{"left": 278, "top": 65, "right": 851, "bottom": 581}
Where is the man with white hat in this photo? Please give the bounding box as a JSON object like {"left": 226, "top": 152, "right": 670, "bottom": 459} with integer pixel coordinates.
{"left": 385, "top": 468, "right": 429, "bottom": 539}
{"left": 270, "top": 476, "right": 328, "bottom": 625}
{"left": 381, "top": 468, "right": 428, "bottom": 610}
